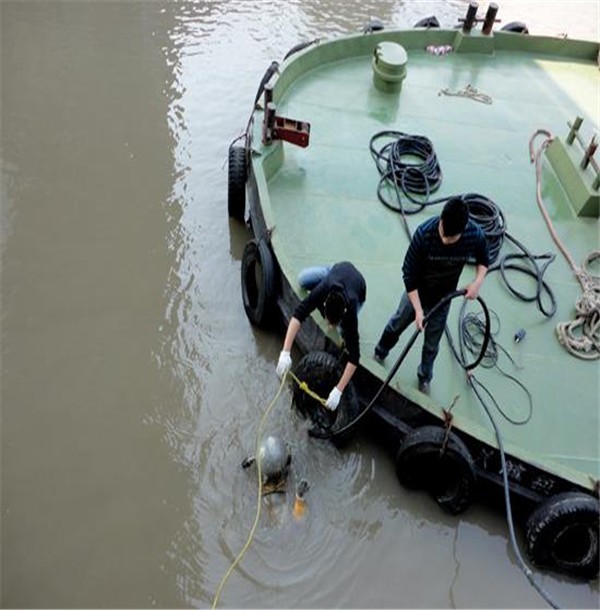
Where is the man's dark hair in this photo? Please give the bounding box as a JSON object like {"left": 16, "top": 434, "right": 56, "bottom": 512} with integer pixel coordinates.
{"left": 324, "top": 290, "right": 346, "bottom": 325}
{"left": 441, "top": 197, "right": 469, "bottom": 237}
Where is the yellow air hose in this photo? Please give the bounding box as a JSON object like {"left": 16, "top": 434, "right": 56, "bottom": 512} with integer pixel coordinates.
{"left": 287, "top": 370, "right": 327, "bottom": 406}
{"left": 211, "top": 373, "right": 287, "bottom": 609}
{"left": 211, "top": 370, "right": 325, "bottom": 608}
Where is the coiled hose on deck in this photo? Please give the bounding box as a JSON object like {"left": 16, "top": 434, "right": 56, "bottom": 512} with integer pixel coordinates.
{"left": 370, "top": 129, "right": 557, "bottom": 317}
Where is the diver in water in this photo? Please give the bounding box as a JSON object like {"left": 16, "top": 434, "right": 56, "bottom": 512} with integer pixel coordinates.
{"left": 242, "top": 435, "right": 292, "bottom": 494}
{"left": 242, "top": 435, "right": 310, "bottom": 521}
{"left": 276, "top": 261, "right": 367, "bottom": 413}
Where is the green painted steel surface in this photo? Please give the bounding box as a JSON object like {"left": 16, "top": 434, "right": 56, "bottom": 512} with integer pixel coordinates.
{"left": 251, "top": 29, "right": 600, "bottom": 490}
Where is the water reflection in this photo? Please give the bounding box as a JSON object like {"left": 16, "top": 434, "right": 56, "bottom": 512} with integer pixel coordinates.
{"left": 2, "top": 2, "right": 187, "bottom": 607}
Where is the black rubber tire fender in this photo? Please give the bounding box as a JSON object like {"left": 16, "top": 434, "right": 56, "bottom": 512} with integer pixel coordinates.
{"left": 414, "top": 16, "right": 440, "bottom": 28}
{"left": 501, "top": 21, "right": 529, "bottom": 34}
{"left": 292, "top": 350, "right": 360, "bottom": 446}
{"left": 395, "top": 425, "right": 476, "bottom": 515}
{"left": 525, "top": 491, "right": 599, "bottom": 580}
{"left": 241, "top": 238, "right": 277, "bottom": 329}
{"left": 228, "top": 145, "right": 246, "bottom": 221}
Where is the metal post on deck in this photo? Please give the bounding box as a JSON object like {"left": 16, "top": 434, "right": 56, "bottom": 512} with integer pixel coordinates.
{"left": 566, "top": 116, "right": 584, "bottom": 145}
{"left": 263, "top": 102, "right": 276, "bottom": 145}
{"left": 482, "top": 3, "right": 500, "bottom": 35}
{"left": 263, "top": 83, "right": 273, "bottom": 108}
{"left": 581, "top": 136, "right": 598, "bottom": 170}
{"left": 461, "top": 2, "right": 479, "bottom": 34}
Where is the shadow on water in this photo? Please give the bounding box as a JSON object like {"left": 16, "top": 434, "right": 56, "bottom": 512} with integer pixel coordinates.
{"left": 228, "top": 218, "right": 252, "bottom": 263}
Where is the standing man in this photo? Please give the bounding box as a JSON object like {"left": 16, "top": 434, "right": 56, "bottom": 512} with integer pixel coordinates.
{"left": 276, "top": 261, "right": 367, "bottom": 412}
{"left": 374, "top": 197, "right": 489, "bottom": 394}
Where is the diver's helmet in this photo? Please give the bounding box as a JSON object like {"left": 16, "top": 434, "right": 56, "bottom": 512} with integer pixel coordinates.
{"left": 258, "top": 435, "right": 291, "bottom": 487}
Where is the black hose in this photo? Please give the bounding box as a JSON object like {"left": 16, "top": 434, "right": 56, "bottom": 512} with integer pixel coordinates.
{"left": 253, "top": 61, "right": 279, "bottom": 107}
{"left": 461, "top": 193, "right": 506, "bottom": 265}
{"left": 369, "top": 132, "right": 507, "bottom": 265}
{"left": 468, "top": 376, "right": 561, "bottom": 610}
{"left": 450, "top": 302, "right": 560, "bottom": 608}
{"left": 283, "top": 39, "right": 319, "bottom": 61}
{"left": 309, "top": 289, "right": 491, "bottom": 440}
{"left": 490, "top": 233, "right": 557, "bottom": 318}
{"left": 363, "top": 129, "right": 561, "bottom": 608}
{"left": 451, "top": 300, "right": 533, "bottom": 425}
{"left": 369, "top": 130, "right": 444, "bottom": 216}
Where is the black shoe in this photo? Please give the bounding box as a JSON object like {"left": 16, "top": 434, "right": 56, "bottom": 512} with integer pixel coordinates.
{"left": 373, "top": 346, "right": 387, "bottom": 363}
{"left": 418, "top": 379, "right": 431, "bottom": 395}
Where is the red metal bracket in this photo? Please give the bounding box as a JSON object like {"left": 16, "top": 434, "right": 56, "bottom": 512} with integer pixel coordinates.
{"left": 273, "top": 116, "right": 311, "bottom": 148}
{"left": 263, "top": 101, "right": 311, "bottom": 148}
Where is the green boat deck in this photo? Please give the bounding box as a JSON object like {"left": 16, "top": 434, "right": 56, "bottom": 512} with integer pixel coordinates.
{"left": 251, "top": 29, "right": 599, "bottom": 490}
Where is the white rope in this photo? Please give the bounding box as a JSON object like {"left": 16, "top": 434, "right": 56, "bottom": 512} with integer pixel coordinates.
{"left": 556, "top": 250, "right": 600, "bottom": 360}
{"left": 438, "top": 84, "right": 492, "bottom": 105}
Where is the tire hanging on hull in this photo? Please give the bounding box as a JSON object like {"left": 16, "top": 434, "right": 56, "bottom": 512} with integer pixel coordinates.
{"left": 395, "top": 425, "right": 476, "bottom": 515}
{"left": 501, "top": 21, "right": 529, "bottom": 34}
{"left": 413, "top": 16, "right": 440, "bottom": 28}
{"left": 241, "top": 238, "right": 277, "bottom": 329}
{"left": 292, "top": 351, "right": 360, "bottom": 447}
{"left": 525, "top": 491, "right": 599, "bottom": 579}
{"left": 228, "top": 145, "right": 247, "bottom": 221}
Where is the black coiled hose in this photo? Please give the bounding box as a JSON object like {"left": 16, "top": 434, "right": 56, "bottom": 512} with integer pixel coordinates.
{"left": 369, "top": 130, "right": 558, "bottom": 310}
{"left": 370, "top": 130, "right": 443, "bottom": 215}
{"left": 449, "top": 301, "right": 533, "bottom": 426}
{"left": 369, "top": 131, "right": 506, "bottom": 265}
{"left": 461, "top": 193, "right": 506, "bottom": 265}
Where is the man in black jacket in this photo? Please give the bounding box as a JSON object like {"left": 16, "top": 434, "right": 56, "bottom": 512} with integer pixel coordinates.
{"left": 276, "top": 261, "right": 366, "bottom": 411}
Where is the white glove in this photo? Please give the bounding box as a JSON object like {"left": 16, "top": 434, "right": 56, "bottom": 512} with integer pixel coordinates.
{"left": 325, "top": 387, "right": 342, "bottom": 411}
{"left": 276, "top": 350, "right": 292, "bottom": 378}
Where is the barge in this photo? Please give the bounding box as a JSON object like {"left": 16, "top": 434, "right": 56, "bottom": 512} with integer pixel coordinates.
{"left": 229, "top": 3, "right": 600, "bottom": 584}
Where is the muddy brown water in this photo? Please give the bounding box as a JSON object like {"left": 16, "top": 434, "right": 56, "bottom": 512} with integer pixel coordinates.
{"left": 1, "top": 1, "right": 598, "bottom": 608}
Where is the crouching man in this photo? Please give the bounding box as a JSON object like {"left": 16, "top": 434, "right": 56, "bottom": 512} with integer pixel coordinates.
{"left": 276, "top": 261, "right": 367, "bottom": 412}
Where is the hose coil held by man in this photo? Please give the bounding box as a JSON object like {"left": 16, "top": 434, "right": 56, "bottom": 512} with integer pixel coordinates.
{"left": 374, "top": 197, "right": 489, "bottom": 394}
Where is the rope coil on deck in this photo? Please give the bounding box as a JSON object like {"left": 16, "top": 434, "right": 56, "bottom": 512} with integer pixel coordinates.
{"left": 556, "top": 251, "right": 600, "bottom": 359}
{"left": 530, "top": 130, "right": 600, "bottom": 359}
